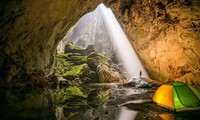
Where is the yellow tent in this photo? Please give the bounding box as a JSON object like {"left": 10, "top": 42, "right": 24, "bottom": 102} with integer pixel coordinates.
{"left": 153, "top": 82, "right": 200, "bottom": 112}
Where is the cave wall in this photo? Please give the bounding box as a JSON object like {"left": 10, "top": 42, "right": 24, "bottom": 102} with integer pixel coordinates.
{"left": 113, "top": 0, "right": 200, "bottom": 84}
{"left": 0, "top": 0, "right": 103, "bottom": 86}
{"left": 0, "top": 0, "right": 199, "bottom": 85}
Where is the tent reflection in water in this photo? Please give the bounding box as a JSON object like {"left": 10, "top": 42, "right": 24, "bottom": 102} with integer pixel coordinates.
{"left": 153, "top": 81, "right": 200, "bottom": 112}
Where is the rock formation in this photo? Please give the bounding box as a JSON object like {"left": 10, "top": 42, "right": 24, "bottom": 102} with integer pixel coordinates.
{"left": 0, "top": 0, "right": 199, "bottom": 85}
{"left": 113, "top": 0, "right": 200, "bottom": 84}
{"left": 0, "top": 0, "right": 103, "bottom": 87}
{"left": 55, "top": 43, "right": 123, "bottom": 85}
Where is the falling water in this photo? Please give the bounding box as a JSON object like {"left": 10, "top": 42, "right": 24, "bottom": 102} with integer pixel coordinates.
{"left": 58, "top": 3, "right": 149, "bottom": 79}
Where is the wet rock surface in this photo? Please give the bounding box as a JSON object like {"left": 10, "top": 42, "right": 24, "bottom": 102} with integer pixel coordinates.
{"left": 126, "top": 77, "right": 152, "bottom": 88}
{"left": 125, "top": 77, "right": 163, "bottom": 88}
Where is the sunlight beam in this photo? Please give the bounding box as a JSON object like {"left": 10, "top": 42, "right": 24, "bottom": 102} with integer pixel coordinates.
{"left": 98, "top": 4, "right": 149, "bottom": 79}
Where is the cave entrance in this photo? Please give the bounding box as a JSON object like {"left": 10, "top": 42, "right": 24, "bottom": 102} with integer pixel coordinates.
{"left": 56, "top": 3, "right": 149, "bottom": 82}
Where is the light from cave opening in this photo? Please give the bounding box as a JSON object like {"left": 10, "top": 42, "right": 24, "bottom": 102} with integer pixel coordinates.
{"left": 58, "top": 3, "right": 149, "bottom": 79}
{"left": 98, "top": 3, "right": 149, "bottom": 79}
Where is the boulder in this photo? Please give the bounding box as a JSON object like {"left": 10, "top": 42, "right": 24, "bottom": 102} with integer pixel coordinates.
{"left": 87, "top": 52, "right": 108, "bottom": 71}
{"left": 64, "top": 43, "right": 85, "bottom": 53}
{"left": 97, "top": 64, "right": 122, "bottom": 83}
{"left": 80, "top": 65, "right": 97, "bottom": 82}
{"left": 64, "top": 43, "right": 95, "bottom": 55}
{"left": 126, "top": 77, "right": 151, "bottom": 88}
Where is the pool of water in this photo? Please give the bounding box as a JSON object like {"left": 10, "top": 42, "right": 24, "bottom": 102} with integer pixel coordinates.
{"left": 0, "top": 84, "right": 200, "bottom": 120}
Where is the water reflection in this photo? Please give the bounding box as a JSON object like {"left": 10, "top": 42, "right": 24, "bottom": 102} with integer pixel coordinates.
{"left": 117, "top": 107, "right": 200, "bottom": 120}
{"left": 123, "top": 103, "right": 200, "bottom": 120}
{"left": 0, "top": 88, "right": 56, "bottom": 120}
{"left": 117, "top": 107, "right": 138, "bottom": 120}
{"left": 0, "top": 85, "right": 200, "bottom": 120}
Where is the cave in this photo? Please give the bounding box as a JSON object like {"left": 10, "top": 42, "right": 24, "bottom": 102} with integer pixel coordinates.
{"left": 0, "top": 0, "right": 200, "bottom": 120}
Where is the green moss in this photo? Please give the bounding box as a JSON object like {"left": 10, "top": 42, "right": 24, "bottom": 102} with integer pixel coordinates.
{"left": 55, "top": 86, "right": 87, "bottom": 109}
{"left": 87, "top": 89, "right": 111, "bottom": 108}
{"left": 57, "top": 53, "right": 87, "bottom": 63}
{"left": 87, "top": 52, "right": 109, "bottom": 71}
{"left": 55, "top": 53, "right": 88, "bottom": 77}
{"left": 56, "top": 55, "right": 71, "bottom": 66}
{"left": 65, "top": 42, "right": 84, "bottom": 50}
{"left": 63, "top": 64, "right": 86, "bottom": 76}
{"left": 64, "top": 42, "right": 85, "bottom": 54}
{"left": 55, "top": 44, "right": 112, "bottom": 84}
{"left": 55, "top": 86, "right": 111, "bottom": 109}
{"left": 55, "top": 54, "right": 71, "bottom": 76}
{"left": 99, "top": 89, "right": 111, "bottom": 103}
{"left": 88, "top": 52, "right": 104, "bottom": 58}
{"left": 56, "top": 86, "right": 86, "bottom": 98}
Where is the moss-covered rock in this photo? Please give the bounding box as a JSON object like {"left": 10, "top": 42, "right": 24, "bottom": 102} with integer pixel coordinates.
{"left": 54, "top": 43, "right": 123, "bottom": 85}
{"left": 64, "top": 43, "right": 95, "bottom": 55}
{"left": 79, "top": 65, "right": 97, "bottom": 82}
{"left": 62, "top": 64, "right": 87, "bottom": 79}
{"left": 87, "top": 52, "right": 109, "bottom": 71}
{"left": 55, "top": 53, "right": 87, "bottom": 75}
{"left": 55, "top": 45, "right": 97, "bottom": 84}
{"left": 57, "top": 53, "right": 87, "bottom": 64}
{"left": 64, "top": 43, "right": 84, "bottom": 53}
{"left": 55, "top": 53, "right": 95, "bottom": 82}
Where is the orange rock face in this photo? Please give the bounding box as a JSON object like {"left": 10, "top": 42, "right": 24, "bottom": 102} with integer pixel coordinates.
{"left": 113, "top": 0, "right": 200, "bottom": 84}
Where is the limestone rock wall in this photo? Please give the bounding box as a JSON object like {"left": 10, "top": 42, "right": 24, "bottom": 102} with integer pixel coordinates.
{"left": 0, "top": 0, "right": 200, "bottom": 85}
{"left": 113, "top": 0, "right": 200, "bottom": 84}
{"left": 0, "top": 0, "right": 102, "bottom": 86}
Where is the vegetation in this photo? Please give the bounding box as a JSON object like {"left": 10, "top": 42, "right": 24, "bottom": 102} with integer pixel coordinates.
{"left": 54, "top": 42, "right": 122, "bottom": 85}
{"left": 55, "top": 86, "right": 87, "bottom": 109}
{"left": 55, "top": 52, "right": 89, "bottom": 80}
{"left": 55, "top": 86, "right": 111, "bottom": 109}
{"left": 87, "top": 88, "right": 111, "bottom": 108}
